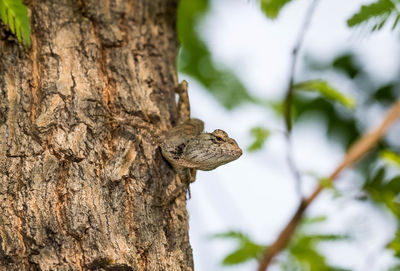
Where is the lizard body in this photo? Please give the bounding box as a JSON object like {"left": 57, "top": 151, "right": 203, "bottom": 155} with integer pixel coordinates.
{"left": 160, "top": 81, "right": 242, "bottom": 184}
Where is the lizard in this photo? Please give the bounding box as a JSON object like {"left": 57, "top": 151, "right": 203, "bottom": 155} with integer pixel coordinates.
{"left": 159, "top": 80, "right": 243, "bottom": 185}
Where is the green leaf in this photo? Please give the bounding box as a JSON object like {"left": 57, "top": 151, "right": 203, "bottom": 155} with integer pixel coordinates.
{"left": 347, "top": 0, "right": 398, "bottom": 32}
{"left": 319, "top": 177, "right": 333, "bottom": 189}
{"left": 347, "top": 0, "right": 394, "bottom": 27}
{"left": 386, "top": 177, "right": 400, "bottom": 193}
{"left": 222, "top": 241, "right": 265, "bottom": 265}
{"left": 332, "top": 53, "right": 360, "bottom": 78}
{"left": 305, "top": 234, "right": 349, "bottom": 241}
{"left": 212, "top": 231, "right": 247, "bottom": 240}
{"left": 294, "top": 80, "right": 355, "bottom": 108}
{"left": 212, "top": 231, "right": 266, "bottom": 265}
{"left": 260, "top": 0, "right": 294, "bottom": 19}
{"left": 381, "top": 150, "right": 400, "bottom": 168}
{"left": 288, "top": 233, "right": 349, "bottom": 271}
{"left": 248, "top": 127, "right": 270, "bottom": 152}
{"left": 387, "top": 230, "right": 400, "bottom": 258}
{"left": 392, "top": 15, "right": 400, "bottom": 30}
{"left": 365, "top": 167, "right": 386, "bottom": 190}
{"left": 268, "top": 100, "right": 285, "bottom": 115}
{"left": 301, "top": 216, "right": 327, "bottom": 225}
{"left": 364, "top": 167, "right": 400, "bottom": 218}
{"left": 317, "top": 177, "right": 341, "bottom": 197}
{"left": 0, "top": 0, "right": 31, "bottom": 47}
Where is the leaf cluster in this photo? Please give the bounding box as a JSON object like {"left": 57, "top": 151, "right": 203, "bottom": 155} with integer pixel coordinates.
{"left": 248, "top": 127, "right": 270, "bottom": 152}
{"left": 294, "top": 51, "right": 398, "bottom": 152}
{"left": 293, "top": 80, "right": 355, "bottom": 109}
{"left": 0, "top": 0, "right": 30, "bottom": 47}
{"left": 364, "top": 167, "right": 400, "bottom": 219}
{"left": 260, "top": 0, "right": 294, "bottom": 19}
{"left": 362, "top": 166, "right": 400, "bottom": 267}
{"left": 282, "top": 234, "right": 349, "bottom": 271}
{"left": 347, "top": 0, "right": 400, "bottom": 32}
{"left": 381, "top": 150, "right": 400, "bottom": 168}
{"left": 277, "top": 216, "right": 349, "bottom": 271}
{"left": 213, "top": 218, "right": 349, "bottom": 270}
{"left": 388, "top": 230, "right": 400, "bottom": 258}
{"left": 260, "top": 0, "right": 400, "bottom": 34}
{"left": 211, "top": 231, "right": 266, "bottom": 265}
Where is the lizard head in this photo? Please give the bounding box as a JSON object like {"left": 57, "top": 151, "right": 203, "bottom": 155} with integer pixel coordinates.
{"left": 169, "top": 127, "right": 243, "bottom": 172}
{"left": 195, "top": 129, "right": 242, "bottom": 170}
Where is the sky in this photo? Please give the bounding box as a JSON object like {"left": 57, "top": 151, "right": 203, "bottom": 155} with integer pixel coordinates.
{"left": 182, "top": 0, "right": 400, "bottom": 270}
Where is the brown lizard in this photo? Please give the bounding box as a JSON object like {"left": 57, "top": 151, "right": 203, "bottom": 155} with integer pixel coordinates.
{"left": 160, "top": 80, "right": 242, "bottom": 185}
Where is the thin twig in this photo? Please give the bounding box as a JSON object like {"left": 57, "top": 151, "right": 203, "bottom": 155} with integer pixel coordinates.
{"left": 283, "top": 0, "right": 320, "bottom": 198}
{"left": 257, "top": 99, "right": 400, "bottom": 271}
{"left": 284, "top": 132, "right": 302, "bottom": 196}
{"left": 284, "top": 0, "right": 319, "bottom": 133}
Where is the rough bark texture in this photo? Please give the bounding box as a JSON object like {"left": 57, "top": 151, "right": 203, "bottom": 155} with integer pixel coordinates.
{"left": 0, "top": 0, "right": 193, "bottom": 270}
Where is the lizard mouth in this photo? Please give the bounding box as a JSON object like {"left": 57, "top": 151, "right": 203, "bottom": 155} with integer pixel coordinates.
{"left": 229, "top": 139, "right": 243, "bottom": 159}
{"left": 230, "top": 148, "right": 243, "bottom": 160}
{"left": 236, "top": 147, "right": 243, "bottom": 157}
{"left": 220, "top": 145, "right": 242, "bottom": 162}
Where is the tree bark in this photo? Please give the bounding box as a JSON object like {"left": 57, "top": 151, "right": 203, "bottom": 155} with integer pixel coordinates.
{"left": 0, "top": 0, "right": 193, "bottom": 270}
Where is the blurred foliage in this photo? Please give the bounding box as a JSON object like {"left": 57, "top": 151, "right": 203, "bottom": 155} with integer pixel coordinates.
{"left": 214, "top": 217, "right": 349, "bottom": 270}
{"left": 373, "top": 84, "right": 400, "bottom": 105}
{"left": 381, "top": 150, "right": 400, "bottom": 168}
{"left": 363, "top": 167, "right": 400, "bottom": 268}
{"left": 293, "top": 95, "right": 359, "bottom": 149}
{"left": 0, "top": 0, "right": 30, "bottom": 47}
{"left": 282, "top": 235, "right": 349, "bottom": 271}
{"left": 177, "top": 0, "right": 256, "bottom": 109}
{"left": 388, "top": 230, "right": 400, "bottom": 258}
{"left": 260, "top": 0, "right": 294, "bottom": 19}
{"left": 347, "top": 0, "right": 400, "bottom": 32}
{"left": 363, "top": 167, "right": 400, "bottom": 219}
{"left": 278, "top": 216, "right": 349, "bottom": 271}
{"left": 248, "top": 127, "right": 270, "bottom": 152}
{"left": 332, "top": 54, "right": 360, "bottom": 79}
{"left": 293, "top": 80, "right": 355, "bottom": 108}
{"left": 308, "top": 174, "right": 340, "bottom": 196}
{"left": 295, "top": 50, "right": 398, "bottom": 151}
{"left": 318, "top": 177, "right": 334, "bottom": 189}
{"left": 178, "top": 0, "right": 400, "bottom": 269}
{"left": 211, "top": 231, "right": 266, "bottom": 265}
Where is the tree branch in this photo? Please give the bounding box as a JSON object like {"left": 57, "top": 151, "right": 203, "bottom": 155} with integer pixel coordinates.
{"left": 257, "top": 99, "right": 400, "bottom": 271}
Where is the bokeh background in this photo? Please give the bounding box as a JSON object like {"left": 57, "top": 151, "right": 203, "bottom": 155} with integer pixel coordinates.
{"left": 177, "top": 0, "right": 400, "bottom": 270}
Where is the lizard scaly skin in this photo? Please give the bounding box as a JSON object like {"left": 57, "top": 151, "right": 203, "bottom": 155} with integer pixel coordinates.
{"left": 160, "top": 81, "right": 242, "bottom": 184}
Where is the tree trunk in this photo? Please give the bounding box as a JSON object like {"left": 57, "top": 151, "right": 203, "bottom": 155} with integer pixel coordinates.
{"left": 0, "top": 0, "right": 193, "bottom": 270}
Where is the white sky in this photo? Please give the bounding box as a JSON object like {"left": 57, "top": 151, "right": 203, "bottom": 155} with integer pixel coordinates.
{"left": 182, "top": 0, "right": 400, "bottom": 270}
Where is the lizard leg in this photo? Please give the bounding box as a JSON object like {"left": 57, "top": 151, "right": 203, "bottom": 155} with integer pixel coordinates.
{"left": 176, "top": 167, "right": 192, "bottom": 184}
{"left": 153, "top": 167, "right": 194, "bottom": 206}
{"left": 189, "top": 169, "right": 197, "bottom": 183}
{"left": 168, "top": 168, "right": 197, "bottom": 201}
{"left": 176, "top": 80, "right": 190, "bottom": 123}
